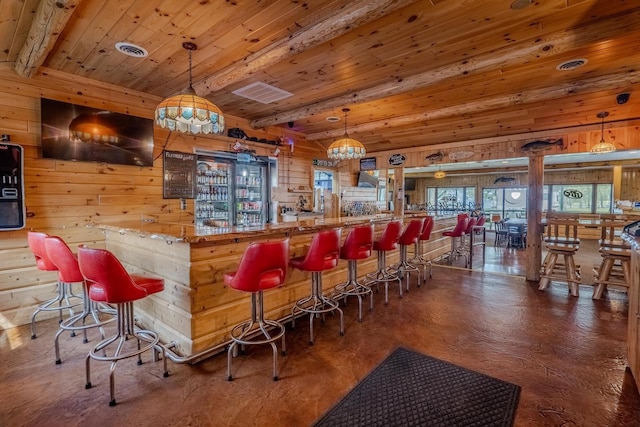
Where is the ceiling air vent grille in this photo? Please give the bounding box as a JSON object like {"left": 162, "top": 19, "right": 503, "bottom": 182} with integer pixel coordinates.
{"left": 556, "top": 59, "right": 588, "bottom": 71}
{"left": 115, "top": 42, "right": 148, "bottom": 58}
{"left": 232, "top": 82, "right": 293, "bottom": 104}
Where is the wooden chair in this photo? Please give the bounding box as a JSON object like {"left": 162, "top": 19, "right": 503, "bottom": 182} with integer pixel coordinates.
{"left": 592, "top": 217, "right": 632, "bottom": 299}
{"left": 539, "top": 213, "right": 581, "bottom": 296}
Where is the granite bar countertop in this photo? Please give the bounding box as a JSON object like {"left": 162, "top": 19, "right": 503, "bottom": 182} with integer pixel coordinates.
{"left": 95, "top": 214, "right": 397, "bottom": 244}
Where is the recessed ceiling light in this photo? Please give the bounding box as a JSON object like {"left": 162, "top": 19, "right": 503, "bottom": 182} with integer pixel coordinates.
{"left": 501, "top": 161, "right": 509, "bottom": 164}
{"left": 326, "top": 116, "right": 340, "bottom": 122}
{"left": 115, "top": 42, "right": 148, "bottom": 58}
{"left": 556, "top": 59, "right": 588, "bottom": 71}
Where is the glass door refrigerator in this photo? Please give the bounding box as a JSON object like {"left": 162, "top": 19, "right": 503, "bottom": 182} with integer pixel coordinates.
{"left": 195, "top": 150, "right": 276, "bottom": 228}
{"left": 195, "top": 157, "right": 231, "bottom": 228}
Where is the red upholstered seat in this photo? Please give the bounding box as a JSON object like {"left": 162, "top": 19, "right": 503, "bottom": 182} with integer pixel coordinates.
{"left": 373, "top": 220, "right": 402, "bottom": 251}
{"left": 225, "top": 239, "right": 290, "bottom": 381}
{"left": 289, "top": 228, "right": 341, "bottom": 272}
{"left": 45, "top": 236, "right": 114, "bottom": 364}
{"left": 476, "top": 215, "right": 486, "bottom": 227}
{"left": 28, "top": 231, "right": 57, "bottom": 271}
{"left": 366, "top": 220, "right": 404, "bottom": 304}
{"left": 77, "top": 245, "right": 167, "bottom": 406}
{"left": 44, "top": 236, "right": 84, "bottom": 284}
{"left": 465, "top": 217, "right": 478, "bottom": 235}
{"left": 419, "top": 216, "right": 434, "bottom": 242}
{"left": 78, "top": 246, "right": 164, "bottom": 304}
{"left": 412, "top": 216, "right": 435, "bottom": 282}
{"left": 340, "top": 224, "right": 373, "bottom": 261}
{"left": 224, "top": 240, "right": 288, "bottom": 293}
{"left": 443, "top": 215, "right": 468, "bottom": 238}
{"left": 28, "top": 231, "right": 82, "bottom": 339}
{"left": 335, "top": 224, "right": 374, "bottom": 322}
{"left": 392, "top": 219, "right": 424, "bottom": 291}
{"left": 290, "top": 229, "right": 343, "bottom": 344}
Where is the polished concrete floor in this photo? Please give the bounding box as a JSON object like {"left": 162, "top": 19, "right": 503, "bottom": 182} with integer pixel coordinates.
{"left": 2, "top": 260, "right": 639, "bottom": 426}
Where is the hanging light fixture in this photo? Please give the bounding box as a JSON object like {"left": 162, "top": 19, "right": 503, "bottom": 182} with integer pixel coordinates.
{"left": 327, "top": 108, "right": 366, "bottom": 160}
{"left": 590, "top": 111, "right": 615, "bottom": 154}
{"left": 434, "top": 166, "right": 446, "bottom": 179}
{"left": 155, "top": 42, "right": 225, "bottom": 135}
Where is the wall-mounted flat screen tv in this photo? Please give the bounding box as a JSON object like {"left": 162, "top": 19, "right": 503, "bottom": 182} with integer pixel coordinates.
{"left": 404, "top": 177, "right": 416, "bottom": 191}
{"left": 357, "top": 171, "right": 378, "bottom": 188}
{"left": 40, "top": 98, "right": 154, "bottom": 167}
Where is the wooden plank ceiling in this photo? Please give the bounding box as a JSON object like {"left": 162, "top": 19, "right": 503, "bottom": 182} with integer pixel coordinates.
{"left": 4, "top": 0, "right": 640, "bottom": 155}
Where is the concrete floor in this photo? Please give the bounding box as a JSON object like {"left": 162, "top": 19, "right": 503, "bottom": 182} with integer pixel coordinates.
{"left": 1, "top": 261, "right": 639, "bottom": 426}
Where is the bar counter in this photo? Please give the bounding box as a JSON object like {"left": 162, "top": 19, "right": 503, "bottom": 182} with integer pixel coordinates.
{"left": 96, "top": 214, "right": 458, "bottom": 360}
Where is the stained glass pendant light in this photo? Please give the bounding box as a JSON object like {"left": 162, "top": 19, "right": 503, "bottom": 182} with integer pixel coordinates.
{"left": 327, "top": 108, "right": 366, "bottom": 160}
{"left": 155, "top": 42, "right": 225, "bottom": 135}
{"left": 590, "top": 111, "right": 616, "bottom": 154}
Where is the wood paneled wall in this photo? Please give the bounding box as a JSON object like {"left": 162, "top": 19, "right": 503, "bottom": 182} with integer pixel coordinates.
{"left": 0, "top": 64, "right": 325, "bottom": 330}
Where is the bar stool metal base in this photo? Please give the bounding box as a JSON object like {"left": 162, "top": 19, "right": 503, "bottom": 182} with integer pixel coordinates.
{"left": 389, "top": 245, "right": 421, "bottom": 292}
{"left": 85, "top": 301, "right": 168, "bottom": 407}
{"left": 365, "top": 250, "right": 401, "bottom": 305}
{"left": 292, "top": 271, "right": 344, "bottom": 345}
{"left": 54, "top": 282, "right": 115, "bottom": 364}
{"left": 410, "top": 241, "right": 432, "bottom": 285}
{"left": 334, "top": 260, "right": 373, "bottom": 322}
{"left": 228, "top": 290, "right": 286, "bottom": 381}
{"left": 31, "top": 281, "right": 83, "bottom": 339}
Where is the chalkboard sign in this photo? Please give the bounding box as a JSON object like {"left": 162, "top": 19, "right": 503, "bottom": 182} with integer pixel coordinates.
{"left": 163, "top": 150, "right": 196, "bottom": 199}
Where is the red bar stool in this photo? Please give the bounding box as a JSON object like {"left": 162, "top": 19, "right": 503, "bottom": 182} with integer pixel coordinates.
{"left": 290, "top": 229, "right": 344, "bottom": 345}
{"left": 391, "top": 218, "right": 425, "bottom": 292}
{"left": 365, "top": 220, "right": 403, "bottom": 305}
{"left": 442, "top": 214, "right": 468, "bottom": 265}
{"left": 410, "top": 216, "right": 434, "bottom": 284}
{"left": 78, "top": 245, "right": 168, "bottom": 406}
{"left": 224, "top": 239, "right": 289, "bottom": 381}
{"left": 28, "top": 231, "right": 82, "bottom": 339}
{"left": 334, "top": 224, "right": 374, "bottom": 322}
{"left": 462, "top": 216, "right": 478, "bottom": 265}
{"left": 45, "top": 236, "right": 115, "bottom": 364}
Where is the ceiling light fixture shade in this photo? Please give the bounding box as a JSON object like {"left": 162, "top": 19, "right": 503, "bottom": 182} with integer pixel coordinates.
{"left": 590, "top": 111, "right": 615, "bottom": 154}
{"left": 327, "top": 108, "right": 366, "bottom": 160}
{"left": 155, "top": 42, "right": 225, "bottom": 135}
{"left": 434, "top": 168, "right": 446, "bottom": 179}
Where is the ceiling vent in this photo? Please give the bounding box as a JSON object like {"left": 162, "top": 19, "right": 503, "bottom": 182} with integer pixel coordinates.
{"left": 115, "top": 42, "right": 148, "bottom": 58}
{"left": 556, "top": 59, "right": 588, "bottom": 71}
{"left": 232, "top": 82, "right": 293, "bottom": 104}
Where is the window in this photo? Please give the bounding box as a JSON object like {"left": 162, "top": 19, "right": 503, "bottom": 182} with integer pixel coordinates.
{"left": 482, "top": 187, "right": 527, "bottom": 219}
{"left": 543, "top": 183, "right": 612, "bottom": 214}
{"left": 314, "top": 170, "right": 333, "bottom": 192}
{"left": 426, "top": 186, "right": 476, "bottom": 215}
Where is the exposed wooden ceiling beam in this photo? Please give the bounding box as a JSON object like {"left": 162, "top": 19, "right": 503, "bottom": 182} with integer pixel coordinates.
{"left": 193, "top": 0, "right": 417, "bottom": 96}
{"left": 251, "top": 8, "right": 640, "bottom": 129}
{"left": 305, "top": 69, "right": 640, "bottom": 141}
{"left": 14, "top": 0, "right": 81, "bottom": 78}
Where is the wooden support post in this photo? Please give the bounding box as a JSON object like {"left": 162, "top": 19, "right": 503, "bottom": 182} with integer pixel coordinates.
{"left": 526, "top": 155, "right": 544, "bottom": 281}
{"left": 613, "top": 165, "right": 622, "bottom": 202}
{"left": 393, "top": 167, "right": 405, "bottom": 218}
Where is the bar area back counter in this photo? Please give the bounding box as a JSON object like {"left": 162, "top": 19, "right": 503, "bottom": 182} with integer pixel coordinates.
{"left": 96, "top": 214, "right": 458, "bottom": 360}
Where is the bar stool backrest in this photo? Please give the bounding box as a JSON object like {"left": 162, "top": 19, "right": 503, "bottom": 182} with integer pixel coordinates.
{"left": 225, "top": 239, "right": 290, "bottom": 293}
{"left": 449, "top": 216, "right": 469, "bottom": 237}
{"left": 297, "top": 228, "right": 342, "bottom": 271}
{"left": 398, "top": 218, "right": 424, "bottom": 245}
{"left": 376, "top": 220, "right": 403, "bottom": 251}
{"left": 599, "top": 219, "right": 627, "bottom": 242}
{"left": 78, "top": 245, "right": 148, "bottom": 303}
{"left": 27, "top": 231, "right": 57, "bottom": 271}
{"left": 341, "top": 224, "right": 373, "bottom": 260}
{"left": 44, "top": 236, "right": 84, "bottom": 283}
{"left": 419, "top": 216, "right": 435, "bottom": 241}
{"left": 465, "top": 217, "right": 478, "bottom": 234}
{"left": 544, "top": 215, "right": 579, "bottom": 243}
